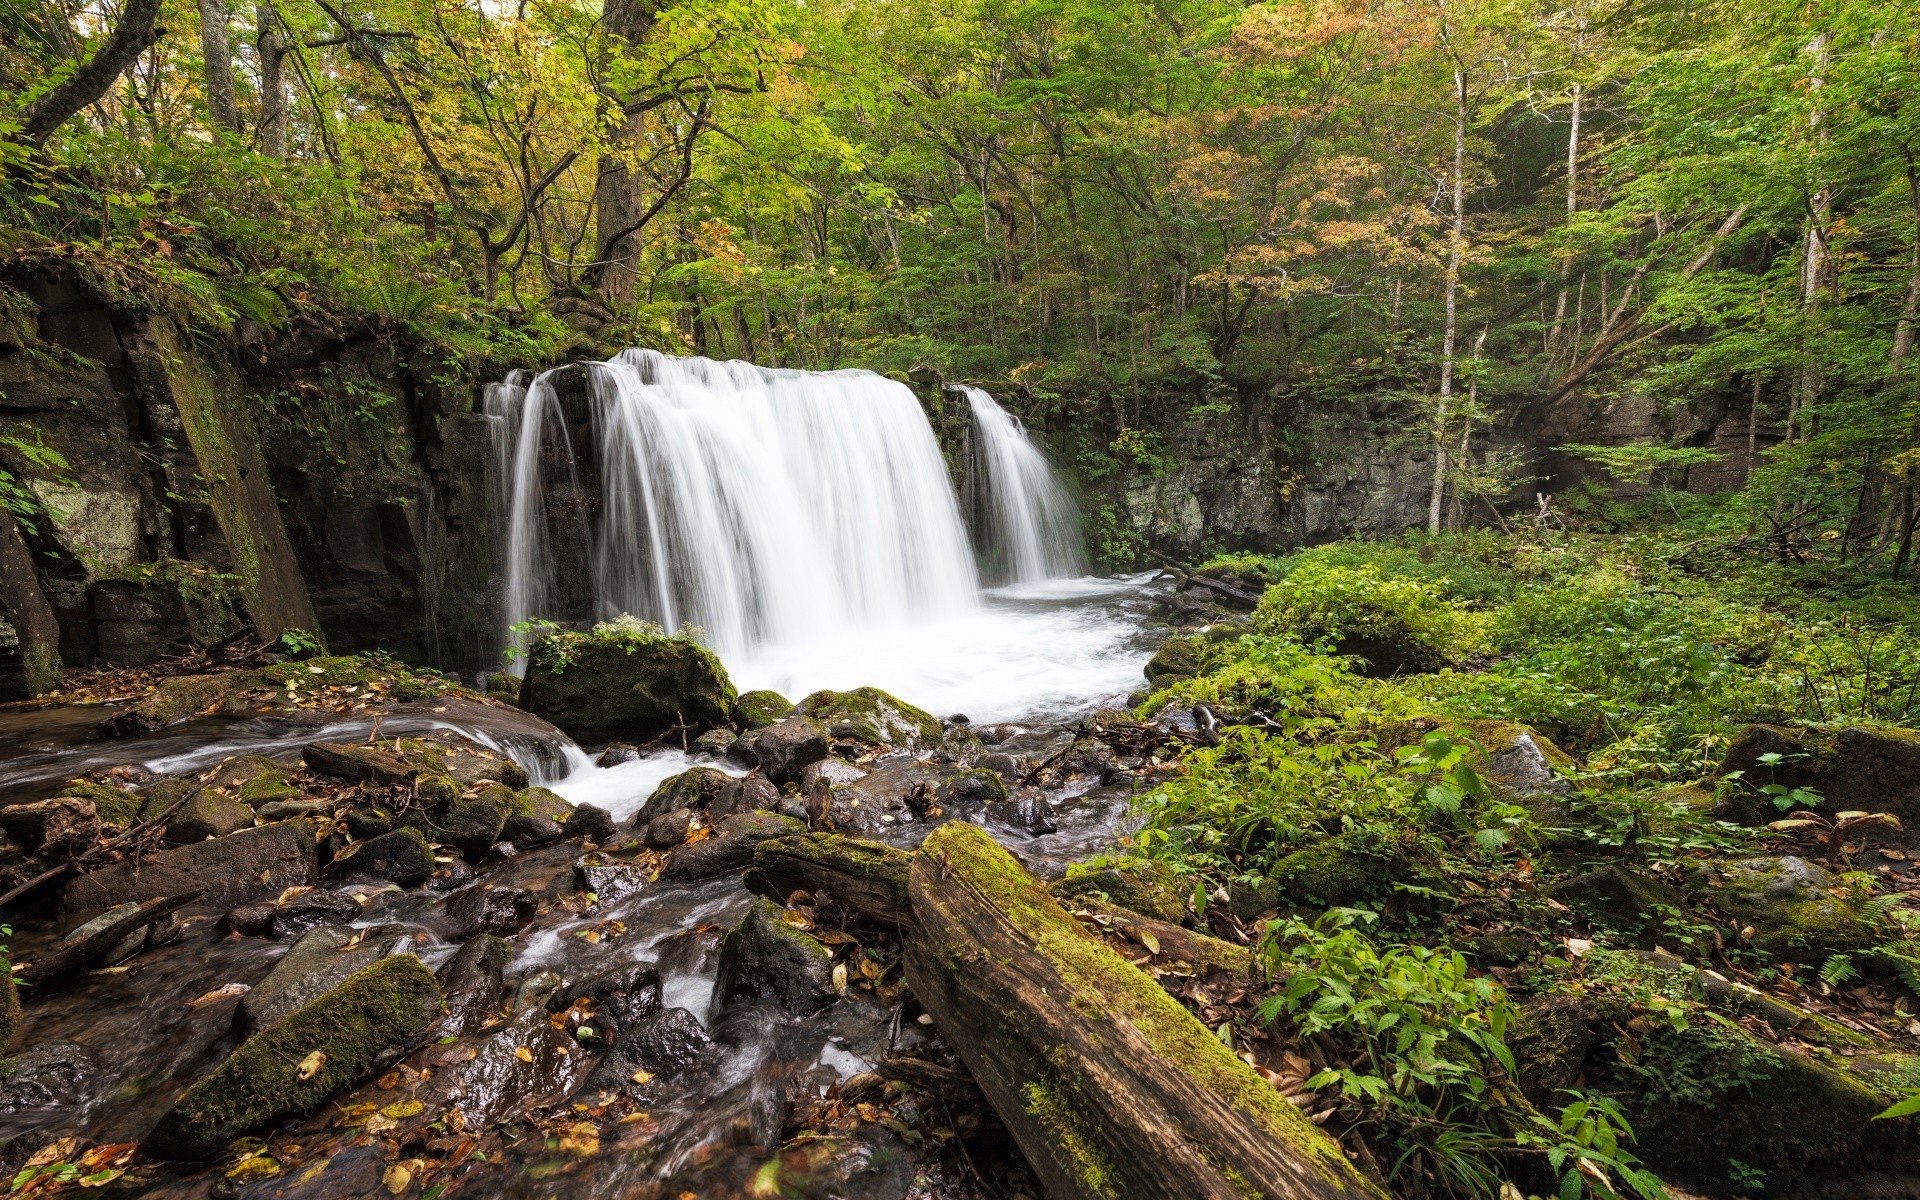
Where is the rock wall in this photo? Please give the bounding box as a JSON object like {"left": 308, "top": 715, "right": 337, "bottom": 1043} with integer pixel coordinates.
{"left": 0, "top": 269, "right": 501, "bottom": 695}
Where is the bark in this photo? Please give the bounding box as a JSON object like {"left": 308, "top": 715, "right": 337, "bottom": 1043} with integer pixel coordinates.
{"left": 1545, "top": 79, "right": 1582, "bottom": 371}
{"left": 0, "top": 509, "right": 63, "bottom": 698}
{"left": 16, "top": 0, "right": 165, "bottom": 146}
{"left": 1429, "top": 67, "right": 1469, "bottom": 535}
{"left": 256, "top": 2, "right": 287, "bottom": 157}
{"left": 903, "top": 823, "right": 1383, "bottom": 1200}
{"left": 1892, "top": 160, "right": 1920, "bottom": 381}
{"left": 590, "top": 0, "right": 658, "bottom": 307}
{"left": 198, "top": 0, "right": 238, "bottom": 134}
{"left": 743, "top": 833, "right": 912, "bottom": 930}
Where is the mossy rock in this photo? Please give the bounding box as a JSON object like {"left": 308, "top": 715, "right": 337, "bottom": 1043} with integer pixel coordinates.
{"left": 445, "top": 788, "right": 513, "bottom": 860}
{"left": 394, "top": 735, "right": 529, "bottom": 790}
{"left": 796, "top": 687, "right": 941, "bottom": 750}
{"left": 1686, "top": 855, "right": 1873, "bottom": 962}
{"left": 1268, "top": 830, "right": 1441, "bottom": 909}
{"left": 143, "top": 955, "right": 440, "bottom": 1161}
{"left": 136, "top": 778, "right": 196, "bottom": 824}
{"left": 933, "top": 767, "right": 1010, "bottom": 807}
{"left": 1714, "top": 723, "right": 1920, "bottom": 838}
{"left": 344, "top": 805, "right": 394, "bottom": 841}
{"left": 734, "top": 689, "right": 794, "bottom": 729}
{"left": 237, "top": 770, "right": 299, "bottom": 808}
{"left": 712, "top": 897, "right": 838, "bottom": 1016}
{"left": 1050, "top": 856, "right": 1186, "bottom": 925}
{"left": 415, "top": 774, "right": 463, "bottom": 817}
{"left": 1547, "top": 864, "right": 1686, "bottom": 947}
{"left": 514, "top": 786, "right": 573, "bottom": 824}
{"left": 1251, "top": 561, "right": 1471, "bottom": 676}
{"left": 1143, "top": 637, "right": 1205, "bottom": 688}
{"left": 55, "top": 782, "right": 141, "bottom": 829}
{"left": 165, "top": 789, "right": 255, "bottom": 844}
{"left": 96, "top": 674, "right": 235, "bottom": 737}
{"left": 518, "top": 629, "right": 736, "bottom": 742}
{"left": 1375, "top": 717, "right": 1573, "bottom": 803}
{"left": 632, "top": 767, "right": 732, "bottom": 827}
{"left": 484, "top": 672, "right": 520, "bottom": 705}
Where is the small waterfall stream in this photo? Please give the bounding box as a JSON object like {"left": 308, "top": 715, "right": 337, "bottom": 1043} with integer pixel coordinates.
{"left": 959, "top": 385, "right": 1086, "bottom": 583}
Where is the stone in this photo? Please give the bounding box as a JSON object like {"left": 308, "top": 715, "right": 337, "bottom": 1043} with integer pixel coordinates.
{"left": 237, "top": 923, "right": 419, "bottom": 1037}
{"left": 437, "top": 934, "right": 511, "bottom": 1037}
{"left": 146, "top": 955, "right": 441, "bottom": 1161}
{"left": 54, "top": 781, "right": 142, "bottom": 828}
{"left": 254, "top": 798, "right": 330, "bottom": 821}
{"left": 747, "top": 717, "right": 829, "bottom": 787}
{"left": 267, "top": 889, "right": 363, "bottom": 940}
{"left": 545, "top": 964, "right": 662, "bottom": 1047}
{"left": 443, "top": 883, "right": 537, "bottom": 939}
{"left": 631, "top": 766, "right": 731, "bottom": 827}
{"left": 1049, "top": 857, "right": 1186, "bottom": 925}
{"left": 0, "top": 797, "right": 99, "bottom": 856}
{"left": 515, "top": 786, "right": 574, "bottom": 823}
{"left": 1687, "top": 855, "right": 1873, "bottom": 962}
{"left": 224, "top": 901, "right": 277, "bottom": 937}
{"left": 935, "top": 768, "right": 1010, "bottom": 807}
{"left": 96, "top": 673, "right": 231, "bottom": 738}
{"left": 574, "top": 858, "right": 648, "bottom": 902}
{"left": 596, "top": 743, "right": 641, "bottom": 767}
{"left": 713, "top": 898, "right": 837, "bottom": 1016}
{"left": 800, "top": 757, "right": 868, "bottom": 790}
{"left": 1549, "top": 865, "right": 1686, "bottom": 946}
{"left": 709, "top": 775, "right": 780, "bottom": 820}
{"left": 561, "top": 803, "right": 615, "bottom": 843}
{"left": 237, "top": 770, "right": 300, "bottom": 808}
{"left": 60, "top": 821, "right": 315, "bottom": 925}
{"left": 344, "top": 806, "right": 395, "bottom": 841}
{"left": 984, "top": 795, "right": 1058, "bottom": 835}
{"left": 1715, "top": 724, "right": 1920, "bottom": 835}
{"left": 642, "top": 807, "right": 693, "bottom": 849}
{"left": 1144, "top": 636, "right": 1205, "bottom": 687}
{"left": 584, "top": 1007, "right": 713, "bottom": 1094}
{"left": 796, "top": 687, "right": 942, "bottom": 751}
{"left": 393, "top": 732, "right": 529, "bottom": 790}
{"left": 501, "top": 813, "right": 565, "bottom": 850}
{"left": 333, "top": 828, "right": 435, "bottom": 888}
{"left": 661, "top": 811, "right": 806, "bottom": 881}
{"left": 0, "top": 1041, "right": 104, "bottom": 1114}
{"left": 1377, "top": 718, "right": 1573, "bottom": 802}
{"left": 518, "top": 629, "right": 736, "bottom": 741}
{"left": 301, "top": 740, "right": 415, "bottom": 785}
{"left": 734, "top": 689, "right": 794, "bottom": 729}
{"left": 694, "top": 727, "right": 738, "bottom": 756}
{"left": 164, "top": 789, "right": 255, "bottom": 844}
{"left": 446, "top": 791, "right": 512, "bottom": 860}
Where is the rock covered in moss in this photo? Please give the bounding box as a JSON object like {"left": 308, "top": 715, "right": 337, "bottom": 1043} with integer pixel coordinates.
{"left": 1050, "top": 857, "right": 1186, "bottom": 924}
{"left": 1715, "top": 724, "right": 1920, "bottom": 835}
{"left": 1143, "top": 636, "right": 1205, "bottom": 687}
{"left": 748, "top": 717, "right": 829, "bottom": 786}
{"left": 164, "top": 788, "right": 255, "bottom": 844}
{"left": 734, "top": 689, "right": 794, "bottom": 729}
{"left": 518, "top": 627, "right": 736, "bottom": 741}
{"left": 1376, "top": 717, "right": 1573, "bottom": 802}
{"left": 1687, "top": 854, "right": 1872, "bottom": 961}
{"left": 334, "top": 827, "right": 435, "bottom": 888}
{"left": 935, "top": 767, "right": 1010, "bottom": 808}
{"left": 0, "top": 797, "right": 100, "bottom": 856}
{"left": 53, "top": 782, "right": 141, "bottom": 829}
{"left": 1267, "top": 830, "right": 1439, "bottom": 909}
{"left": 513, "top": 786, "right": 573, "bottom": 823}
{"left": 1548, "top": 864, "right": 1686, "bottom": 947}
{"left": 146, "top": 953, "right": 440, "bottom": 1160}
{"left": 445, "top": 788, "right": 513, "bottom": 860}
{"left": 631, "top": 767, "right": 731, "bottom": 827}
{"left": 797, "top": 687, "right": 942, "bottom": 750}
{"left": 713, "top": 898, "right": 837, "bottom": 1016}
{"left": 239, "top": 923, "right": 417, "bottom": 1035}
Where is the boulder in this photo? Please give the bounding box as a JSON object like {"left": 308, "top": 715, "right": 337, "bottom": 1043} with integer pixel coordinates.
{"left": 145, "top": 954, "right": 441, "bottom": 1160}
{"left": 713, "top": 898, "right": 838, "bottom": 1016}
{"left": 935, "top": 768, "right": 1010, "bottom": 808}
{"left": 574, "top": 858, "right": 649, "bottom": 901}
{"left": 631, "top": 766, "right": 731, "bottom": 827}
{"left": 734, "top": 689, "right": 794, "bottom": 729}
{"left": 710, "top": 775, "right": 781, "bottom": 820}
{"left": 237, "top": 923, "right": 418, "bottom": 1036}
{"left": 0, "top": 1041, "right": 104, "bottom": 1114}
{"left": 583, "top": 1007, "right": 713, "bottom": 1095}
{"left": 437, "top": 934, "right": 511, "bottom": 1037}
{"left": 266, "top": 889, "right": 364, "bottom": 940}
{"left": 1049, "top": 857, "right": 1187, "bottom": 925}
{"left": 799, "top": 757, "right": 868, "bottom": 790}
{"left": 661, "top": 811, "right": 806, "bottom": 881}
{"left": 164, "top": 789, "right": 254, "bottom": 844}
{"left": 518, "top": 628, "right": 736, "bottom": 741}
{"left": 395, "top": 732, "right": 529, "bottom": 789}
{"left": 1548, "top": 865, "right": 1687, "bottom": 947}
{"left": 642, "top": 807, "right": 693, "bottom": 849}
{"left": 561, "top": 803, "right": 615, "bottom": 843}
{"left": 1143, "top": 636, "right": 1204, "bottom": 688}
{"left": 984, "top": 795, "right": 1058, "bottom": 835}
{"left": 96, "top": 673, "right": 231, "bottom": 738}
{"left": 1715, "top": 724, "right": 1920, "bottom": 834}
{"left": 544, "top": 964, "right": 662, "bottom": 1047}
{"left": 515, "top": 786, "right": 574, "bottom": 823}
{"left": 332, "top": 827, "right": 435, "bottom": 888}
{"left": 60, "top": 821, "right": 315, "bottom": 924}
{"left": 444, "top": 884, "right": 537, "bottom": 939}
{"left": 747, "top": 717, "right": 829, "bottom": 786}
{"left": 796, "top": 687, "right": 942, "bottom": 750}
{"left": 0, "top": 797, "right": 100, "bottom": 856}
{"left": 344, "top": 805, "right": 395, "bottom": 841}
{"left": 1687, "top": 855, "right": 1873, "bottom": 962}
{"left": 500, "top": 813, "right": 565, "bottom": 850}
{"left": 1378, "top": 718, "right": 1572, "bottom": 802}
{"left": 54, "top": 781, "right": 142, "bottom": 828}
{"left": 445, "top": 790, "right": 512, "bottom": 860}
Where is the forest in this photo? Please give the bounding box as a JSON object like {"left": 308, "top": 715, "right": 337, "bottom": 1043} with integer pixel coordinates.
{"left": 3, "top": 1, "right": 1920, "bottom": 1200}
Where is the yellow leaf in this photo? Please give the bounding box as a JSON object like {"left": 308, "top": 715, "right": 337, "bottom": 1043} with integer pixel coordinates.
{"left": 296, "top": 1050, "right": 326, "bottom": 1081}
{"left": 380, "top": 1099, "right": 425, "bottom": 1120}
{"left": 831, "top": 963, "right": 848, "bottom": 994}
{"left": 515, "top": 1046, "right": 534, "bottom": 1063}
{"left": 1137, "top": 930, "right": 1161, "bottom": 955}
{"left": 630, "top": 1069, "right": 653, "bottom": 1085}
{"left": 382, "top": 1163, "right": 412, "bottom": 1194}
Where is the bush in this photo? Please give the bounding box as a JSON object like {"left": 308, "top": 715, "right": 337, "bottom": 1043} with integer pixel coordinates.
{"left": 1253, "top": 561, "right": 1479, "bottom": 675}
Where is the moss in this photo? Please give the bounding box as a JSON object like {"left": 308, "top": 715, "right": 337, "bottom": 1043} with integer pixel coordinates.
{"left": 56, "top": 781, "right": 141, "bottom": 829}
{"left": 143, "top": 955, "right": 440, "bottom": 1161}
{"left": 915, "top": 823, "right": 1366, "bottom": 1190}
{"left": 445, "top": 790, "right": 511, "bottom": 859}
{"left": 1267, "top": 830, "right": 1439, "bottom": 909}
{"left": 1143, "top": 637, "right": 1206, "bottom": 687}
{"left": 734, "top": 689, "right": 794, "bottom": 729}
{"left": 237, "top": 771, "right": 299, "bottom": 807}
{"left": 1051, "top": 856, "right": 1186, "bottom": 925}
{"left": 98, "top": 559, "right": 245, "bottom": 647}
{"left": 519, "top": 630, "right": 736, "bottom": 741}
{"left": 797, "top": 687, "right": 942, "bottom": 748}
{"left": 0, "top": 965, "right": 17, "bottom": 1054}
{"left": 513, "top": 787, "right": 573, "bottom": 823}
{"left": 934, "top": 767, "right": 1010, "bottom": 806}
{"left": 137, "top": 778, "right": 195, "bottom": 824}
{"left": 1252, "top": 560, "right": 1478, "bottom": 676}
{"left": 414, "top": 774, "right": 463, "bottom": 816}
{"left": 1547, "top": 864, "right": 1686, "bottom": 946}
{"left": 1687, "top": 855, "right": 1872, "bottom": 962}
{"left": 1022, "top": 1078, "right": 1118, "bottom": 1197}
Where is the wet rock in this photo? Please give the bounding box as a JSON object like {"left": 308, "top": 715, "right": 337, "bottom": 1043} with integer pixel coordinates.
{"left": 333, "top": 827, "right": 435, "bottom": 888}
{"left": 518, "top": 629, "right": 736, "bottom": 741}
{"left": 443, "top": 883, "right": 537, "bottom": 939}
{"left": 977, "top": 752, "right": 1022, "bottom": 781}
{"left": 425, "top": 1003, "right": 589, "bottom": 1129}
{"left": 1049, "top": 857, "right": 1186, "bottom": 924}
{"left": 1687, "top": 854, "right": 1873, "bottom": 961}
{"left": 344, "top": 805, "right": 394, "bottom": 841}
{"left": 19, "top": 890, "right": 203, "bottom": 985}
{"left": 1510, "top": 994, "right": 1600, "bottom": 1110}
{"left": 1549, "top": 865, "right": 1686, "bottom": 946}
{"left": 223, "top": 901, "right": 277, "bottom": 937}
{"left": 501, "top": 813, "right": 565, "bottom": 850}
{"left": 515, "top": 786, "right": 573, "bottom": 823}
{"left": 135, "top": 777, "right": 194, "bottom": 823}
{"left": 413, "top": 774, "right": 463, "bottom": 817}
{"left": 661, "top": 811, "right": 806, "bottom": 881}
{"left": 735, "top": 688, "right": 794, "bottom": 729}
{"left": 301, "top": 741, "right": 414, "bottom": 786}
{"left": 96, "top": 673, "right": 231, "bottom": 738}
{"left": 436, "top": 934, "right": 510, "bottom": 1037}
{"left": 60, "top": 821, "right": 315, "bottom": 924}
{"left": 164, "top": 788, "right": 255, "bottom": 844}
{"left": 396, "top": 732, "right": 530, "bottom": 790}
{"left": 715, "top": 899, "right": 838, "bottom": 1016}
{"left": 545, "top": 963, "right": 662, "bottom": 1047}
{"left": 54, "top": 781, "right": 141, "bottom": 828}
{"left": 267, "top": 889, "right": 364, "bottom": 940}
{"left": 694, "top": 727, "right": 739, "bottom": 757}
{"left": 237, "top": 769, "right": 300, "bottom": 808}
{"left": 643, "top": 807, "right": 693, "bottom": 849}
{"left": 632, "top": 766, "right": 732, "bottom": 827}
{"left": 796, "top": 687, "right": 942, "bottom": 751}
{"left": 596, "top": 742, "right": 641, "bottom": 767}
{"left": 935, "top": 768, "right": 1009, "bottom": 807}
{"left": 1144, "top": 635, "right": 1205, "bottom": 687}
{"left": 749, "top": 717, "right": 830, "bottom": 787}
{"left": 0, "top": 1041, "right": 104, "bottom": 1114}
{"left": 561, "top": 803, "right": 615, "bottom": 843}
{"left": 446, "top": 789, "right": 512, "bottom": 860}
{"left": 574, "top": 857, "right": 648, "bottom": 902}
{"left": 710, "top": 775, "right": 780, "bottom": 820}
{"left": 237, "top": 923, "right": 418, "bottom": 1036}
{"left": 800, "top": 757, "right": 868, "bottom": 790}
{"left": 0, "top": 797, "right": 99, "bottom": 856}
{"left": 984, "top": 795, "right": 1057, "bottom": 835}
{"left": 146, "top": 954, "right": 441, "bottom": 1160}
{"left": 584, "top": 1007, "right": 713, "bottom": 1095}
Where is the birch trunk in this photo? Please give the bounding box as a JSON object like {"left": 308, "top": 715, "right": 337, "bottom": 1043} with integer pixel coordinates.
{"left": 198, "top": 0, "right": 238, "bottom": 134}
{"left": 1430, "top": 67, "right": 1468, "bottom": 535}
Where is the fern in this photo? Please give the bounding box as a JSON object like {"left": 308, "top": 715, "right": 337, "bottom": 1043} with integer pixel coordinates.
{"left": 1820, "top": 953, "right": 1859, "bottom": 987}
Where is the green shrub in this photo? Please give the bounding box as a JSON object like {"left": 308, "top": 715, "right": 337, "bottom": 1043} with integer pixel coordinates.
{"left": 1253, "top": 561, "right": 1480, "bottom": 675}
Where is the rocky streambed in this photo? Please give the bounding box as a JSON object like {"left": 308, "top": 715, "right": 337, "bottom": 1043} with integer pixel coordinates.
{"left": 0, "top": 625, "right": 1227, "bottom": 1200}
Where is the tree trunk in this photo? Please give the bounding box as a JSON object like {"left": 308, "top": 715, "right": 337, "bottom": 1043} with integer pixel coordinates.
{"left": 0, "top": 510, "right": 63, "bottom": 699}
{"left": 1797, "top": 33, "right": 1831, "bottom": 431}
{"left": 903, "top": 823, "right": 1384, "bottom": 1200}
{"left": 1545, "top": 79, "right": 1581, "bottom": 369}
{"left": 743, "top": 833, "right": 912, "bottom": 929}
{"left": 590, "top": 0, "right": 659, "bottom": 308}
{"left": 256, "top": 2, "right": 287, "bottom": 156}
{"left": 1891, "top": 159, "right": 1920, "bottom": 381}
{"left": 16, "top": 0, "right": 165, "bottom": 146}
{"left": 1430, "top": 68, "right": 1468, "bottom": 535}
{"left": 198, "top": 0, "right": 238, "bottom": 134}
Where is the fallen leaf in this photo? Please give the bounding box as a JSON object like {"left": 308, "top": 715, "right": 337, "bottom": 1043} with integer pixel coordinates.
{"left": 25, "top": 1137, "right": 76, "bottom": 1167}
{"left": 383, "top": 1162, "right": 412, "bottom": 1194}
{"left": 380, "top": 1098, "right": 425, "bottom": 1120}
{"left": 515, "top": 1046, "right": 534, "bottom": 1063}
{"left": 297, "top": 1050, "right": 327, "bottom": 1080}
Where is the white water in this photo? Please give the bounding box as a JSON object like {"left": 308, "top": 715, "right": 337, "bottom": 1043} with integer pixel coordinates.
{"left": 961, "top": 385, "right": 1086, "bottom": 583}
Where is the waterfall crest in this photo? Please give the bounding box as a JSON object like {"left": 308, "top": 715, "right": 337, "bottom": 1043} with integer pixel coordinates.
{"left": 961, "top": 386, "right": 1087, "bottom": 584}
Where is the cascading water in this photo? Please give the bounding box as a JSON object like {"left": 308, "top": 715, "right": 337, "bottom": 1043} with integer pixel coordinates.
{"left": 960, "top": 385, "right": 1086, "bottom": 583}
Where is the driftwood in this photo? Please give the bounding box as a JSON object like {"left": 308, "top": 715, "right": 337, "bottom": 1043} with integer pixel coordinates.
{"left": 17, "top": 890, "right": 204, "bottom": 987}
{"left": 1065, "top": 895, "right": 1257, "bottom": 980}
{"left": 742, "top": 833, "right": 912, "bottom": 929}
{"left": 903, "top": 823, "right": 1382, "bottom": 1200}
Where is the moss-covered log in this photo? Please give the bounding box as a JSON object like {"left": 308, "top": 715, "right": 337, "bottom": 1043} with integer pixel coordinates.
{"left": 743, "top": 833, "right": 913, "bottom": 928}
{"left": 902, "top": 823, "right": 1382, "bottom": 1200}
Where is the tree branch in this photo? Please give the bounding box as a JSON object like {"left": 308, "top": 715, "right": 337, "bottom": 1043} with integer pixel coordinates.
{"left": 17, "top": 0, "right": 165, "bottom": 146}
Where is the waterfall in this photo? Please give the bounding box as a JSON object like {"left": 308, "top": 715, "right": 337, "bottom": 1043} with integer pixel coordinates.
{"left": 495, "top": 351, "right": 981, "bottom": 665}
{"left": 960, "top": 385, "right": 1087, "bottom": 584}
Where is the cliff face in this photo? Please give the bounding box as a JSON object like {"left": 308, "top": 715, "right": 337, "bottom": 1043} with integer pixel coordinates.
{"left": 0, "top": 269, "right": 500, "bottom": 696}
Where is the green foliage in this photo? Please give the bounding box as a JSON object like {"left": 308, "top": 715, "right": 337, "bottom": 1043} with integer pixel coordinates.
{"left": 1253, "top": 560, "right": 1481, "bottom": 675}
{"left": 1557, "top": 442, "right": 1727, "bottom": 485}
{"left": 0, "top": 423, "right": 70, "bottom": 535}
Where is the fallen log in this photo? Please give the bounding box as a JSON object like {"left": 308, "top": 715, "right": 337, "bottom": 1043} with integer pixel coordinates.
{"left": 1066, "top": 895, "right": 1257, "bottom": 980}
{"left": 17, "top": 889, "right": 204, "bottom": 987}
{"left": 904, "top": 823, "right": 1382, "bottom": 1200}
{"left": 743, "top": 833, "right": 912, "bottom": 929}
